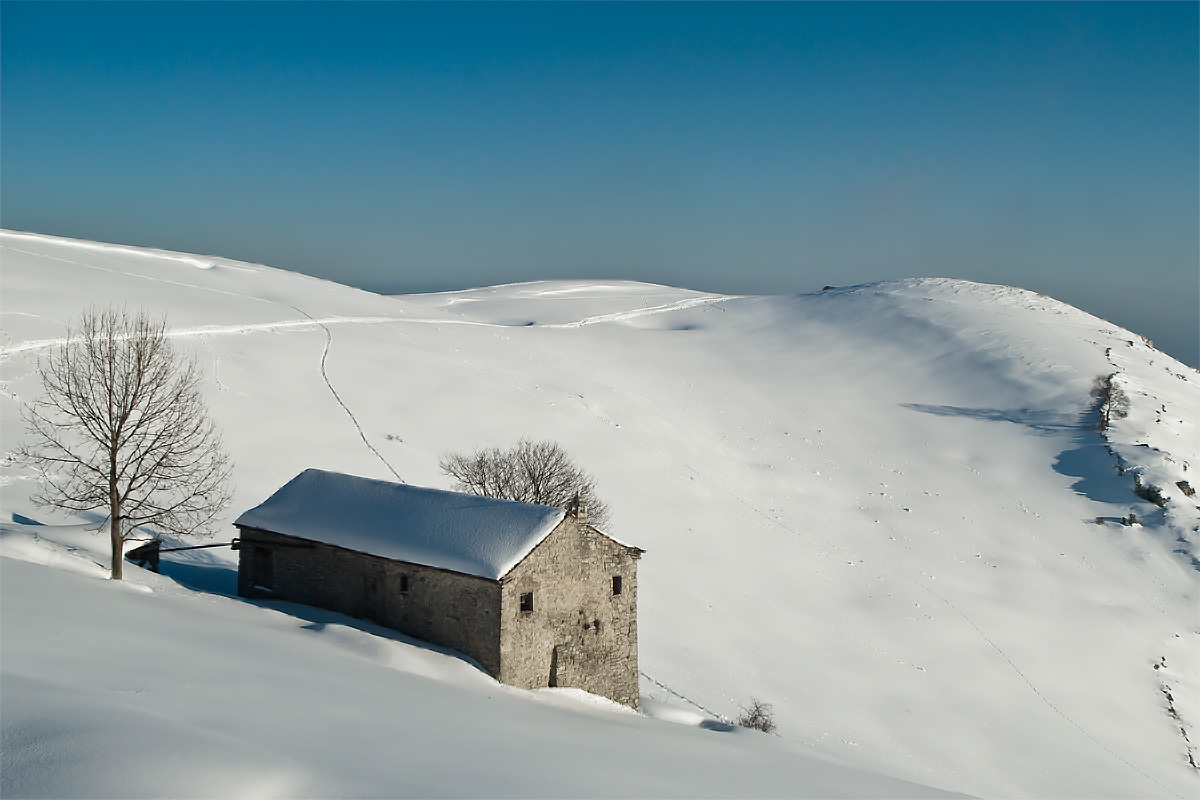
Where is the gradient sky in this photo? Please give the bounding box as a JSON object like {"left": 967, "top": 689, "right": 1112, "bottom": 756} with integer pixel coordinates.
{"left": 2, "top": 1, "right": 1197, "bottom": 366}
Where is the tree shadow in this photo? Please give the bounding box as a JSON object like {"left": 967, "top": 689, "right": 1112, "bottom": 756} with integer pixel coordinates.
{"left": 1050, "top": 435, "right": 1134, "bottom": 505}
{"left": 901, "top": 403, "right": 1136, "bottom": 506}
{"left": 900, "top": 404, "right": 1078, "bottom": 434}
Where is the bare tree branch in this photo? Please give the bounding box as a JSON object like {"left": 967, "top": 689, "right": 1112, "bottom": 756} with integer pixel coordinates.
{"left": 440, "top": 438, "right": 611, "bottom": 529}
{"left": 16, "top": 306, "right": 232, "bottom": 579}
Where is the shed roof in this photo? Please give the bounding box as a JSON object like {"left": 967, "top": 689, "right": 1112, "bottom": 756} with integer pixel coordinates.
{"left": 234, "top": 469, "right": 567, "bottom": 580}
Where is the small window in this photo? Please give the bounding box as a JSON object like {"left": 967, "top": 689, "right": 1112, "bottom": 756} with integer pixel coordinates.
{"left": 520, "top": 591, "right": 534, "bottom": 613}
{"left": 612, "top": 575, "right": 622, "bottom": 596}
{"left": 399, "top": 575, "right": 410, "bottom": 595}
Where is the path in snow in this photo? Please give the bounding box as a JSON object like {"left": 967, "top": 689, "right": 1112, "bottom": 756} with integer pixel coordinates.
{"left": 639, "top": 670, "right": 730, "bottom": 722}
{"left": 539, "top": 294, "right": 742, "bottom": 328}
{"left": 0, "top": 242, "right": 268, "bottom": 306}
{"left": 0, "top": 301, "right": 743, "bottom": 359}
{"left": 286, "top": 305, "right": 405, "bottom": 484}
{"left": 0, "top": 238, "right": 411, "bottom": 482}
{"left": 1, "top": 229, "right": 252, "bottom": 271}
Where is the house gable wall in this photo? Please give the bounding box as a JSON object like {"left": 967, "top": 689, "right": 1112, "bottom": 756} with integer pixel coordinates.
{"left": 498, "top": 517, "right": 640, "bottom": 708}
{"left": 236, "top": 526, "right": 502, "bottom": 676}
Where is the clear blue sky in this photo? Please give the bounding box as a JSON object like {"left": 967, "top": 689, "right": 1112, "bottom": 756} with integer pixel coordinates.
{"left": 2, "top": 1, "right": 1197, "bottom": 366}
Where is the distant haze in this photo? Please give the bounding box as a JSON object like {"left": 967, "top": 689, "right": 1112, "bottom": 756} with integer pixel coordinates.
{"left": 2, "top": 1, "right": 1196, "bottom": 366}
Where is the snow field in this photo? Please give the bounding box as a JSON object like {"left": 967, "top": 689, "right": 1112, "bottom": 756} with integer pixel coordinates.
{"left": 2, "top": 230, "right": 1197, "bottom": 798}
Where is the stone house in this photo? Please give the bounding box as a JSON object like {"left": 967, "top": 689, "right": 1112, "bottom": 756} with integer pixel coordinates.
{"left": 234, "top": 469, "right": 643, "bottom": 708}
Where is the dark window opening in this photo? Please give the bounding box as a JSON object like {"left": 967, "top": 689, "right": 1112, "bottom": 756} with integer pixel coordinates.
{"left": 549, "top": 645, "right": 561, "bottom": 687}
{"left": 252, "top": 547, "right": 274, "bottom": 590}
{"left": 612, "top": 575, "right": 622, "bottom": 596}
{"left": 520, "top": 591, "right": 534, "bottom": 613}
{"left": 399, "top": 575, "right": 410, "bottom": 595}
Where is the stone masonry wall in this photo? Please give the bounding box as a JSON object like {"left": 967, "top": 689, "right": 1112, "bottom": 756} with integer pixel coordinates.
{"left": 498, "top": 517, "right": 640, "bottom": 708}
{"left": 236, "top": 527, "right": 502, "bottom": 676}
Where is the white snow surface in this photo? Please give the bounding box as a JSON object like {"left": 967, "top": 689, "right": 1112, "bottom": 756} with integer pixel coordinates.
{"left": 2, "top": 229, "right": 1198, "bottom": 799}
{"left": 235, "top": 468, "right": 567, "bottom": 579}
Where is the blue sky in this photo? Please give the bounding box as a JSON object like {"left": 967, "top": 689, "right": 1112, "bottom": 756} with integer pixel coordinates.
{"left": 2, "top": 1, "right": 1197, "bottom": 365}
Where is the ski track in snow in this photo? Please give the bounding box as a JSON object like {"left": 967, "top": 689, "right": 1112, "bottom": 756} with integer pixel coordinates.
{"left": 639, "top": 670, "right": 730, "bottom": 722}
{"left": 0, "top": 245, "right": 739, "bottom": 491}
{"left": 0, "top": 239, "right": 415, "bottom": 483}
{"left": 0, "top": 316, "right": 457, "bottom": 357}
{"left": 540, "top": 294, "right": 743, "bottom": 327}
{"left": 2, "top": 237, "right": 742, "bottom": 360}
{"left": 194, "top": 336, "right": 232, "bottom": 395}
{"left": 285, "top": 305, "right": 405, "bottom": 484}
{"left": 0, "top": 302, "right": 741, "bottom": 359}
{"left": 0, "top": 231, "right": 258, "bottom": 271}
{"left": 0, "top": 243, "right": 268, "bottom": 304}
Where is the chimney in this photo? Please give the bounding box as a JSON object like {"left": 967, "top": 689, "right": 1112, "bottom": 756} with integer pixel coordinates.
{"left": 567, "top": 492, "right": 588, "bottom": 525}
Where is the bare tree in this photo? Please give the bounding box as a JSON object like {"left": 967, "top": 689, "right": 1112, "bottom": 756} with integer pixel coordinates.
{"left": 16, "top": 306, "right": 232, "bottom": 579}
{"left": 735, "top": 698, "right": 777, "bottom": 733}
{"left": 1091, "top": 373, "right": 1129, "bottom": 431}
{"left": 440, "top": 438, "right": 611, "bottom": 528}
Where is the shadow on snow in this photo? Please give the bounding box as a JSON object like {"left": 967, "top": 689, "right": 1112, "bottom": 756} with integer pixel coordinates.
{"left": 901, "top": 403, "right": 1136, "bottom": 506}
{"left": 900, "top": 403, "right": 1078, "bottom": 434}
{"left": 154, "top": 555, "right": 494, "bottom": 674}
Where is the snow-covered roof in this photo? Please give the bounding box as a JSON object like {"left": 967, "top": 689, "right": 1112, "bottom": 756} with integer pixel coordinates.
{"left": 234, "top": 469, "right": 567, "bottom": 580}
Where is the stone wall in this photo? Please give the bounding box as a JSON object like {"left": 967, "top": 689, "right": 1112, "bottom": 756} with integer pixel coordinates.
{"left": 498, "top": 517, "right": 641, "bottom": 708}
{"left": 236, "top": 527, "right": 502, "bottom": 676}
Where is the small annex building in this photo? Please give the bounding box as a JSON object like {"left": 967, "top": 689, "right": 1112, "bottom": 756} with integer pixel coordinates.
{"left": 234, "top": 469, "right": 643, "bottom": 708}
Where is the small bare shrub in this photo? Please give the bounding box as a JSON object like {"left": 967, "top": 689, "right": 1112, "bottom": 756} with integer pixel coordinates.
{"left": 735, "top": 698, "right": 777, "bottom": 733}
{"left": 1134, "top": 478, "right": 1169, "bottom": 508}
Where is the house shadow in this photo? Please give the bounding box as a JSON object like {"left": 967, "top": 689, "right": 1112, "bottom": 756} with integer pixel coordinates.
{"left": 157, "top": 558, "right": 239, "bottom": 596}
{"left": 275, "top": 601, "right": 488, "bottom": 668}
{"left": 154, "top": 555, "right": 487, "bottom": 672}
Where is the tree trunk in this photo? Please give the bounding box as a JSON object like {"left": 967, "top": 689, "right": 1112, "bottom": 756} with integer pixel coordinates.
{"left": 109, "top": 496, "right": 123, "bottom": 581}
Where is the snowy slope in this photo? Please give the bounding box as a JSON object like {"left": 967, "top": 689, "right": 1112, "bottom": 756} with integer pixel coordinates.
{"left": 2, "top": 230, "right": 1197, "bottom": 798}
{"left": 0, "top": 529, "right": 950, "bottom": 799}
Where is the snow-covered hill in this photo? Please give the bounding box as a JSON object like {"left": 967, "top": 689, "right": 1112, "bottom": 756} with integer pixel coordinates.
{"left": 2, "top": 230, "right": 1197, "bottom": 798}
